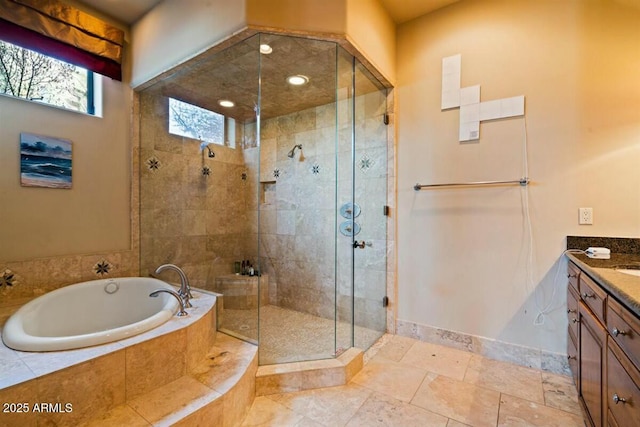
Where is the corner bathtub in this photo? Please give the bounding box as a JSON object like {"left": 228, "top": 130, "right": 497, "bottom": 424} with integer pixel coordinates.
{"left": 1, "top": 277, "right": 179, "bottom": 352}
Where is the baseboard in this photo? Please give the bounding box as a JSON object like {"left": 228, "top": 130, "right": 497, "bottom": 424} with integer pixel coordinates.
{"left": 396, "top": 319, "right": 571, "bottom": 376}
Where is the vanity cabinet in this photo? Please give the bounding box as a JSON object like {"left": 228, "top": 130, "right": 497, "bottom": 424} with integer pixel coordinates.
{"left": 567, "top": 261, "right": 581, "bottom": 386}
{"left": 606, "top": 297, "right": 640, "bottom": 427}
{"left": 568, "top": 261, "right": 640, "bottom": 427}
{"left": 580, "top": 300, "right": 607, "bottom": 427}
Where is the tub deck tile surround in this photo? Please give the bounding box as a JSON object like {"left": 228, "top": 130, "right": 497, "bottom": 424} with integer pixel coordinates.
{"left": 0, "top": 290, "right": 234, "bottom": 426}
{"left": 125, "top": 328, "right": 188, "bottom": 400}
{"left": 0, "top": 289, "right": 215, "bottom": 388}
{"left": 83, "top": 334, "right": 257, "bottom": 427}
{"left": 37, "top": 350, "right": 127, "bottom": 427}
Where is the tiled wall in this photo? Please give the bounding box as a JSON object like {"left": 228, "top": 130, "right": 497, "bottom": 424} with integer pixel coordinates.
{"left": 248, "top": 89, "right": 390, "bottom": 338}
{"left": 0, "top": 250, "right": 139, "bottom": 325}
{"left": 138, "top": 92, "right": 258, "bottom": 289}
{"left": 249, "top": 103, "right": 338, "bottom": 320}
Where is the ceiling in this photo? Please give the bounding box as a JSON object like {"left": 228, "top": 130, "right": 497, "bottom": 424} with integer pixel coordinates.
{"left": 75, "top": 0, "right": 163, "bottom": 24}
{"left": 144, "top": 34, "right": 385, "bottom": 123}
{"left": 76, "top": 0, "right": 458, "bottom": 26}
{"left": 380, "top": 0, "right": 460, "bottom": 23}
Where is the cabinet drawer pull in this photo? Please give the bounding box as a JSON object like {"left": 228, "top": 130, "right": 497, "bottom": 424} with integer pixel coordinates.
{"left": 571, "top": 318, "right": 579, "bottom": 324}
{"left": 567, "top": 354, "right": 576, "bottom": 360}
{"left": 582, "top": 292, "right": 595, "bottom": 299}
{"left": 567, "top": 273, "right": 577, "bottom": 278}
{"left": 612, "top": 394, "right": 627, "bottom": 405}
{"left": 566, "top": 308, "right": 576, "bottom": 314}
{"left": 612, "top": 328, "right": 628, "bottom": 337}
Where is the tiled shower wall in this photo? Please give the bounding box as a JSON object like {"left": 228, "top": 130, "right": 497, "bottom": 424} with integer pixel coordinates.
{"left": 248, "top": 103, "right": 338, "bottom": 320}
{"left": 245, "top": 89, "right": 389, "bottom": 333}
{"left": 138, "top": 92, "right": 259, "bottom": 288}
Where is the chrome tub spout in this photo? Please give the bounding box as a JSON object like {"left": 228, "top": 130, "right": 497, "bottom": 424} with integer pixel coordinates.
{"left": 154, "top": 264, "right": 193, "bottom": 308}
{"left": 149, "top": 289, "right": 188, "bottom": 316}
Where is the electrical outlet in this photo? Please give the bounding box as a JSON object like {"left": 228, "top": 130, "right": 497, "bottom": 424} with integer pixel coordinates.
{"left": 579, "top": 207, "right": 593, "bottom": 225}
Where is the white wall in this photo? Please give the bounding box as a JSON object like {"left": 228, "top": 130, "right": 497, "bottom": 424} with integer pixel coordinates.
{"left": 396, "top": 0, "right": 640, "bottom": 354}
{"left": 131, "top": 0, "right": 248, "bottom": 88}
{"left": 346, "top": 0, "right": 396, "bottom": 85}
{"left": 0, "top": 76, "right": 132, "bottom": 261}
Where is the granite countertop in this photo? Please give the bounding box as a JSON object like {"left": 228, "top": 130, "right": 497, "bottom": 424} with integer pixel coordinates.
{"left": 566, "top": 251, "right": 640, "bottom": 317}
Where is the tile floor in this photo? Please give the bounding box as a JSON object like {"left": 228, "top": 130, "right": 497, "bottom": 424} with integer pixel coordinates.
{"left": 242, "top": 335, "right": 586, "bottom": 427}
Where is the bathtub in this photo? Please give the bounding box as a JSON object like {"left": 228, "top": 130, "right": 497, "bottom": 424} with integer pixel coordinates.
{"left": 1, "top": 277, "right": 179, "bottom": 352}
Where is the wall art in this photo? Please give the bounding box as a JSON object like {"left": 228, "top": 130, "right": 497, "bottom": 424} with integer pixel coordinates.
{"left": 20, "top": 132, "right": 72, "bottom": 189}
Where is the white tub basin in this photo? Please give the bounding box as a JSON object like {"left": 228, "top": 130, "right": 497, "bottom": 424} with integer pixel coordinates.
{"left": 2, "top": 277, "right": 178, "bottom": 352}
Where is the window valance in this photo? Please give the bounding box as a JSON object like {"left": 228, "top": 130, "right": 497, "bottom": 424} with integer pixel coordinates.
{"left": 0, "top": 0, "right": 124, "bottom": 80}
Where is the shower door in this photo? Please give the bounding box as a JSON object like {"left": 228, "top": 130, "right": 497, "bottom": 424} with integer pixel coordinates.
{"left": 351, "top": 60, "right": 388, "bottom": 350}
{"left": 336, "top": 50, "right": 388, "bottom": 353}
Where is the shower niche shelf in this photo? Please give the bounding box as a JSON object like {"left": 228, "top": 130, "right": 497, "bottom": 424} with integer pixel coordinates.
{"left": 260, "top": 181, "right": 276, "bottom": 205}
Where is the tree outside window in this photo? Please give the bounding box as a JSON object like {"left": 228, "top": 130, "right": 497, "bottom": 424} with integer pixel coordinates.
{"left": 0, "top": 40, "right": 93, "bottom": 114}
{"left": 169, "top": 98, "right": 234, "bottom": 147}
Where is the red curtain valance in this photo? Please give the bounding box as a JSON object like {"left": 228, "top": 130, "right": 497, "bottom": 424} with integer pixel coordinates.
{"left": 0, "top": 0, "right": 124, "bottom": 80}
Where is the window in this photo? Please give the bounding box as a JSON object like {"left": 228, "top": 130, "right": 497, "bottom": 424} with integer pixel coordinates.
{"left": 168, "top": 98, "right": 235, "bottom": 148}
{"left": 0, "top": 40, "right": 99, "bottom": 115}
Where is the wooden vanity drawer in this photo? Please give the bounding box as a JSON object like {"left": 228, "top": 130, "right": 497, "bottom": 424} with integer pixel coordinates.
{"left": 580, "top": 273, "right": 607, "bottom": 325}
{"left": 607, "top": 339, "right": 640, "bottom": 427}
{"left": 568, "top": 262, "right": 580, "bottom": 294}
{"left": 608, "top": 297, "right": 640, "bottom": 372}
{"left": 568, "top": 285, "right": 580, "bottom": 342}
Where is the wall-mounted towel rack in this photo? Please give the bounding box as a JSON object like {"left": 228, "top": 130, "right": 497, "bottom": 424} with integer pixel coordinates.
{"left": 414, "top": 178, "right": 529, "bottom": 191}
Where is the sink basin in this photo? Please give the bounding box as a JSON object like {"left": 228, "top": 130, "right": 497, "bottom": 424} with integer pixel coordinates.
{"left": 616, "top": 269, "right": 640, "bottom": 277}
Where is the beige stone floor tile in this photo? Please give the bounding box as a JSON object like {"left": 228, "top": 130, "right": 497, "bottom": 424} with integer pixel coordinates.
{"left": 351, "top": 358, "right": 427, "bottom": 402}
{"left": 446, "top": 419, "right": 471, "bottom": 427}
{"left": 346, "top": 391, "right": 448, "bottom": 427}
{"left": 293, "top": 417, "right": 326, "bottom": 426}
{"left": 411, "top": 373, "right": 500, "bottom": 427}
{"left": 541, "top": 372, "right": 582, "bottom": 416}
{"left": 497, "top": 393, "right": 585, "bottom": 426}
{"left": 399, "top": 341, "right": 472, "bottom": 381}
{"left": 242, "top": 396, "right": 305, "bottom": 426}
{"left": 375, "top": 335, "right": 417, "bottom": 362}
{"left": 268, "top": 383, "right": 372, "bottom": 426}
{"left": 463, "top": 354, "right": 544, "bottom": 404}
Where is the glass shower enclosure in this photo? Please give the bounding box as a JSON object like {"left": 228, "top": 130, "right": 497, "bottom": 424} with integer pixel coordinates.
{"left": 138, "top": 33, "right": 388, "bottom": 365}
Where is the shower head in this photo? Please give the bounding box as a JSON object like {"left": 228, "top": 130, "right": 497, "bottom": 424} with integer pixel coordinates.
{"left": 200, "top": 142, "right": 215, "bottom": 158}
{"left": 287, "top": 144, "right": 302, "bottom": 158}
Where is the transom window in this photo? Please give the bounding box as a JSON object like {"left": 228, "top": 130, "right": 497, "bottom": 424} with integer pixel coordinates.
{"left": 168, "top": 98, "right": 235, "bottom": 148}
{"left": 0, "top": 40, "right": 100, "bottom": 115}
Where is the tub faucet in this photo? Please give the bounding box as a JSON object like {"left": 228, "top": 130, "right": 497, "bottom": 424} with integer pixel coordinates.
{"left": 154, "top": 264, "right": 193, "bottom": 308}
{"left": 149, "top": 289, "right": 188, "bottom": 316}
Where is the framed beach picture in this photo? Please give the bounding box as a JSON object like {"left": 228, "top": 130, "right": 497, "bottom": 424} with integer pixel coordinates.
{"left": 20, "top": 133, "right": 72, "bottom": 189}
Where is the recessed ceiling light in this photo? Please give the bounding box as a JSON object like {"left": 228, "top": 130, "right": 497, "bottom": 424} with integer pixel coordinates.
{"left": 218, "top": 100, "right": 234, "bottom": 107}
{"left": 260, "top": 44, "right": 273, "bottom": 54}
{"left": 287, "top": 75, "right": 309, "bottom": 86}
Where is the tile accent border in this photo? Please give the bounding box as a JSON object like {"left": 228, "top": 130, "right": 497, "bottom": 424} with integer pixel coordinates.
{"left": 396, "top": 319, "right": 571, "bottom": 376}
